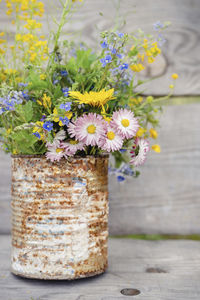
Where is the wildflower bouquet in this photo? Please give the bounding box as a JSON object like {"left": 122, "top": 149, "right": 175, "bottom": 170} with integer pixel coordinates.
{"left": 0, "top": 0, "right": 177, "bottom": 179}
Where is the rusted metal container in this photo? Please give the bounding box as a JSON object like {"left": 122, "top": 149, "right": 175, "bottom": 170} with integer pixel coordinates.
{"left": 11, "top": 154, "right": 109, "bottom": 280}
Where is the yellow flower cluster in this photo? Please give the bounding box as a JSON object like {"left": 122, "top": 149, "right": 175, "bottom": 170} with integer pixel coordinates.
{"left": 15, "top": 33, "right": 48, "bottom": 63}
{"left": 136, "top": 127, "right": 160, "bottom": 152}
{"left": 144, "top": 41, "right": 161, "bottom": 64}
{"left": 37, "top": 94, "right": 51, "bottom": 110}
{"left": 130, "top": 63, "right": 144, "bottom": 72}
{"left": 0, "top": 32, "right": 6, "bottom": 56}
{"left": 6, "top": 0, "right": 44, "bottom": 18}
{"left": 4, "top": 0, "right": 48, "bottom": 65}
{"left": 0, "top": 68, "right": 23, "bottom": 84}
{"left": 24, "top": 19, "right": 42, "bottom": 30}
{"left": 129, "top": 39, "right": 162, "bottom": 73}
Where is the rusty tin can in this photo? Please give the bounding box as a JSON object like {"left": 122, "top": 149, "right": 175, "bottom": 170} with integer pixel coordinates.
{"left": 11, "top": 154, "right": 109, "bottom": 280}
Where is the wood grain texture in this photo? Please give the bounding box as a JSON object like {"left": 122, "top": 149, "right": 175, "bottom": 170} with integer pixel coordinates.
{"left": 0, "top": 103, "right": 200, "bottom": 235}
{"left": 109, "top": 103, "right": 200, "bottom": 235}
{"left": 0, "top": 151, "right": 11, "bottom": 235}
{"left": 0, "top": 0, "right": 200, "bottom": 95}
{"left": 1, "top": 236, "right": 200, "bottom": 299}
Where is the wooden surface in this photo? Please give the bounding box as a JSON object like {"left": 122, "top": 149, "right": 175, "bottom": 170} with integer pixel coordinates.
{"left": 0, "top": 236, "right": 200, "bottom": 299}
{"left": 109, "top": 102, "right": 200, "bottom": 235}
{"left": 0, "top": 0, "right": 200, "bottom": 95}
{"left": 1, "top": 103, "right": 200, "bottom": 235}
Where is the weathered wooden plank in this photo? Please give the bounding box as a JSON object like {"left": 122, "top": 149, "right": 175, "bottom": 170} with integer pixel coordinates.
{"left": 0, "top": 151, "right": 11, "bottom": 234}
{"left": 109, "top": 103, "right": 200, "bottom": 235}
{"left": 0, "top": 103, "right": 200, "bottom": 235}
{"left": 0, "top": 0, "right": 200, "bottom": 95}
{"left": 0, "top": 236, "right": 200, "bottom": 300}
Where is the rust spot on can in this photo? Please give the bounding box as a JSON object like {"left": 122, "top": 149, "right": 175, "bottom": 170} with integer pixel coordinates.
{"left": 11, "top": 155, "right": 109, "bottom": 280}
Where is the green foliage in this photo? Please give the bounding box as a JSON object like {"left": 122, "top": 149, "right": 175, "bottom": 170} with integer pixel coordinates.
{"left": 15, "top": 101, "right": 33, "bottom": 123}
{"left": 11, "top": 129, "right": 38, "bottom": 154}
{"left": 0, "top": 2, "right": 173, "bottom": 178}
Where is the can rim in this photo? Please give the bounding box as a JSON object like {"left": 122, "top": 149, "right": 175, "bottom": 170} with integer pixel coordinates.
{"left": 11, "top": 153, "right": 109, "bottom": 159}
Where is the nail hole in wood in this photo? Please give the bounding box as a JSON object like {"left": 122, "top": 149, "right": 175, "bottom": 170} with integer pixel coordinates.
{"left": 120, "top": 288, "right": 141, "bottom": 296}
{"left": 146, "top": 267, "right": 167, "bottom": 273}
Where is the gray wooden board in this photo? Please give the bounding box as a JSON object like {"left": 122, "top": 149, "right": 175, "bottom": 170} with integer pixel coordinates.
{"left": 1, "top": 103, "right": 200, "bottom": 235}
{"left": 0, "top": 236, "right": 200, "bottom": 300}
{"left": 109, "top": 103, "right": 200, "bottom": 235}
{"left": 0, "top": 0, "right": 200, "bottom": 95}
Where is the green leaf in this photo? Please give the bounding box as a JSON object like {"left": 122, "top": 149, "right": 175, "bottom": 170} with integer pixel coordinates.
{"left": 11, "top": 129, "right": 38, "bottom": 154}
{"left": 15, "top": 101, "right": 33, "bottom": 122}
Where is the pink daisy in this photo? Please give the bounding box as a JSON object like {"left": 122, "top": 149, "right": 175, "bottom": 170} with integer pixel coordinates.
{"left": 130, "top": 138, "right": 150, "bottom": 166}
{"left": 67, "top": 120, "right": 77, "bottom": 138}
{"left": 46, "top": 141, "right": 68, "bottom": 162}
{"left": 99, "top": 125, "right": 124, "bottom": 152}
{"left": 68, "top": 113, "right": 106, "bottom": 146}
{"left": 110, "top": 108, "right": 139, "bottom": 139}
{"left": 63, "top": 140, "right": 85, "bottom": 156}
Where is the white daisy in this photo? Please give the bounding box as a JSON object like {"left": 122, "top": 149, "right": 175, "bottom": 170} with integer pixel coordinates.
{"left": 110, "top": 108, "right": 139, "bottom": 139}
{"left": 99, "top": 125, "right": 124, "bottom": 152}
{"left": 68, "top": 113, "right": 106, "bottom": 146}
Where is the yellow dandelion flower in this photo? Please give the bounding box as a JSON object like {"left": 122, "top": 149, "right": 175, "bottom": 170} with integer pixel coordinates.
{"left": 169, "top": 84, "right": 174, "bottom": 89}
{"left": 69, "top": 89, "right": 115, "bottom": 107}
{"left": 0, "top": 32, "right": 5, "bottom": 37}
{"left": 152, "top": 144, "right": 161, "bottom": 153}
{"left": 149, "top": 128, "right": 158, "bottom": 139}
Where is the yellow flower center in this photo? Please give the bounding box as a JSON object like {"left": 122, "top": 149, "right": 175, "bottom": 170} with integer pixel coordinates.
{"left": 87, "top": 124, "right": 96, "bottom": 134}
{"left": 121, "top": 119, "right": 130, "bottom": 127}
{"left": 107, "top": 131, "right": 115, "bottom": 140}
{"left": 69, "top": 140, "right": 78, "bottom": 145}
{"left": 56, "top": 148, "right": 64, "bottom": 153}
